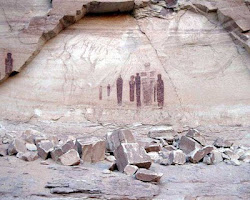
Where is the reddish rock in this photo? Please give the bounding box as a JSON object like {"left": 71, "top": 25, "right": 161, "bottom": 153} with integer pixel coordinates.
{"left": 124, "top": 165, "right": 138, "bottom": 176}
{"left": 114, "top": 143, "right": 152, "bottom": 172}
{"left": 186, "top": 129, "right": 206, "bottom": 146}
{"left": 135, "top": 169, "right": 163, "bottom": 182}
{"left": 58, "top": 149, "right": 80, "bottom": 166}
{"left": 7, "top": 139, "right": 27, "bottom": 155}
{"left": 179, "top": 136, "right": 202, "bottom": 155}
{"left": 145, "top": 144, "right": 162, "bottom": 152}
{"left": 106, "top": 129, "right": 136, "bottom": 152}
{"left": 77, "top": 137, "right": 106, "bottom": 163}
{"left": 37, "top": 140, "right": 54, "bottom": 160}
{"left": 169, "top": 150, "right": 186, "bottom": 165}
{"left": 189, "top": 146, "right": 214, "bottom": 163}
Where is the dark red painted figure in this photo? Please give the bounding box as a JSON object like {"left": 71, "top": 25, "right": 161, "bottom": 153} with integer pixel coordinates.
{"left": 107, "top": 84, "right": 111, "bottom": 97}
{"left": 129, "top": 75, "right": 135, "bottom": 102}
{"left": 116, "top": 75, "right": 123, "bottom": 106}
{"left": 99, "top": 86, "right": 103, "bottom": 100}
{"left": 157, "top": 74, "right": 164, "bottom": 108}
{"left": 135, "top": 73, "right": 141, "bottom": 107}
{"left": 5, "top": 53, "right": 13, "bottom": 75}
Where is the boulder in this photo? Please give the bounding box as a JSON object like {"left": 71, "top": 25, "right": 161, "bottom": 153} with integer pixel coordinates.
{"left": 106, "top": 129, "right": 136, "bottom": 152}
{"left": 179, "top": 136, "right": 202, "bottom": 155}
{"left": 147, "top": 152, "right": 161, "bottom": 162}
{"left": 189, "top": 146, "right": 214, "bottom": 163}
{"left": 22, "top": 129, "right": 43, "bottom": 144}
{"left": 169, "top": 150, "right": 186, "bottom": 165}
{"left": 124, "top": 165, "right": 138, "bottom": 176}
{"left": 77, "top": 137, "right": 106, "bottom": 163}
{"left": 203, "top": 150, "right": 223, "bottom": 165}
{"left": 186, "top": 129, "right": 206, "bottom": 146}
{"left": 135, "top": 169, "right": 163, "bottom": 182}
{"left": 0, "top": 145, "right": 8, "bottom": 156}
{"left": 145, "top": 144, "right": 161, "bottom": 152}
{"left": 51, "top": 147, "right": 64, "bottom": 162}
{"left": 148, "top": 126, "right": 175, "bottom": 142}
{"left": 2, "top": 133, "right": 14, "bottom": 144}
{"left": 114, "top": 143, "right": 152, "bottom": 172}
{"left": 58, "top": 149, "right": 80, "bottom": 166}
{"left": 163, "top": 145, "right": 177, "bottom": 151}
{"left": 37, "top": 140, "right": 54, "bottom": 160}
{"left": 17, "top": 151, "right": 39, "bottom": 161}
{"left": 7, "top": 139, "right": 27, "bottom": 155}
{"left": 26, "top": 143, "right": 37, "bottom": 151}
{"left": 213, "top": 138, "right": 233, "bottom": 148}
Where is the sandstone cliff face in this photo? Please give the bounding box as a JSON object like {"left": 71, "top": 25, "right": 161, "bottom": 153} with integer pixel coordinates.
{"left": 0, "top": 0, "right": 249, "bottom": 127}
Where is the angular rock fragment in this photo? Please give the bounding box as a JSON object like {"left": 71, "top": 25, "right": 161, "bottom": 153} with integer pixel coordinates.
{"left": 61, "top": 140, "right": 77, "bottom": 153}
{"left": 22, "top": 129, "right": 43, "bottom": 144}
{"left": 145, "top": 144, "right": 161, "bottom": 152}
{"left": 2, "top": 133, "right": 14, "bottom": 144}
{"left": 186, "top": 129, "right": 206, "bottom": 146}
{"left": 77, "top": 137, "right": 105, "bottom": 163}
{"left": 105, "top": 155, "right": 116, "bottom": 162}
{"left": 213, "top": 138, "right": 233, "bottom": 148}
{"left": 0, "top": 145, "right": 8, "bottom": 156}
{"left": 106, "top": 129, "right": 136, "bottom": 152}
{"left": 26, "top": 143, "right": 37, "bottom": 151}
{"left": 225, "top": 159, "right": 241, "bottom": 166}
{"left": 37, "top": 140, "right": 54, "bottom": 160}
{"left": 17, "top": 151, "right": 39, "bottom": 161}
{"left": 58, "top": 149, "right": 80, "bottom": 166}
{"left": 135, "top": 169, "right": 163, "bottom": 182}
{"left": 147, "top": 152, "right": 161, "bottom": 162}
{"left": 7, "top": 139, "right": 27, "bottom": 155}
{"left": 163, "top": 145, "right": 177, "bottom": 151}
{"left": 114, "top": 143, "right": 152, "bottom": 172}
{"left": 169, "top": 150, "right": 186, "bottom": 165}
{"left": 179, "top": 136, "right": 202, "bottom": 154}
{"left": 189, "top": 146, "right": 214, "bottom": 163}
{"left": 51, "top": 147, "right": 64, "bottom": 162}
{"left": 203, "top": 150, "right": 223, "bottom": 165}
{"left": 124, "top": 165, "right": 138, "bottom": 176}
{"left": 34, "top": 136, "right": 48, "bottom": 145}
{"left": 148, "top": 126, "right": 175, "bottom": 142}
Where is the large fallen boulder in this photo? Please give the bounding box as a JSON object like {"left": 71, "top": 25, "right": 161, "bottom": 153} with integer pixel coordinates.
{"left": 77, "top": 137, "right": 106, "bottom": 163}
{"left": 213, "top": 138, "right": 233, "bottom": 148}
{"left": 203, "top": 150, "right": 223, "bottom": 165}
{"left": 169, "top": 150, "right": 186, "bottom": 165}
{"left": 114, "top": 143, "right": 152, "bottom": 172}
{"left": 135, "top": 169, "right": 163, "bottom": 182}
{"left": 106, "top": 129, "right": 136, "bottom": 152}
{"left": 186, "top": 129, "right": 206, "bottom": 146}
{"left": 7, "top": 139, "right": 27, "bottom": 155}
{"left": 22, "top": 129, "right": 43, "bottom": 144}
{"left": 37, "top": 140, "right": 54, "bottom": 160}
{"left": 17, "top": 151, "right": 39, "bottom": 162}
{"left": 58, "top": 149, "right": 80, "bottom": 166}
{"left": 179, "top": 136, "right": 202, "bottom": 155}
{"left": 189, "top": 146, "right": 214, "bottom": 163}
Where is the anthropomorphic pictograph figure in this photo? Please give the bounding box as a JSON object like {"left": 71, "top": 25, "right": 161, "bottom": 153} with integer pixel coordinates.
{"left": 135, "top": 73, "right": 141, "bottom": 107}
{"left": 99, "top": 86, "right": 103, "bottom": 100}
{"left": 5, "top": 53, "right": 13, "bottom": 75}
{"left": 157, "top": 74, "right": 164, "bottom": 108}
{"left": 116, "top": 75, "right": 123, "bottom": 106}
{"left": 107, "top": 84, "right": 111, "bottom": 97}
{"left": 129, "top": 75, "right": 135, "bottom": 102}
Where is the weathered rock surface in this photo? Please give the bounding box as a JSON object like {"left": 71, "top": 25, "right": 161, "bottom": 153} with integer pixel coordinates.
{"left": 169, "top": 150, "right": 186, "bottom": 165}
{"left": 58, "top": 149, "right": 80, "bottom": 166}
{"left": 179, "top": 136, "right": 202, "bottom": 155}
{"left": 145, "top": 143, "right": 161, "bottom": 152}
{"left": 37, "top": 140, "right": 54, "bottom": 160}
{"left": 148, "top": 126, "right": 175, "bottom": 141}
{"left": 114, "top": 143, "right": 152, "bottom": 172}
{"left": 77, "top": 137, "right": 105, "bottom": 163}
{"left": 7, "top": 139, "right": 27, "bottom": 155}
{"left": 203, "top": 150, "right": 223, "bottom": 165}
{"left": 22, "top": 129, "right": 43, "bottom": 144}
{"left": 0, "top": 145, "right": 8, "bottom": 156}
{"left": 26, "top": 143, "right": 37, "bottom": 151}
{"left": 189, "top": 146, "right": 214, "bottom": 163}
{"left": 124, "top": 165, "right": 138, "bottom": 176}
{"left": 214, "top": 138, "right": 233, "bottom": 148}
{"left": 186, "top": 129, "right": 206, "bottom": 146}
{"left": 16, "top": 151, "right": 39, "bottom": 162}
{"left": 135, "top": 168, "right": 163, "bottom": 182}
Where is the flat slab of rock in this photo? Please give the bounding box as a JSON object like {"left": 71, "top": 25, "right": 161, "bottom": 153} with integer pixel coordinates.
{"left": 213, "top": 138, "right": 233, "bottom": 148}
{"left": 7, "top": 139, "right": 27, "bottom": 155}
{"left": 145, "top": 144, "right": 162, "bottom": 152}
{"left": 169, "top": 150, "right": 186, "bottom": 165}
{"left": 124, "top": 165, "right": 138, "bottom": 176}
{"left": 37, "top": 140, "right": 54, "bottom": 160}
{"left": 148, "top": 126, "right": 175, "bottom": 141}
{"left": 135, "top": 169, "right": 163, "bottom": 182}
{"left": 186, "top": 129, "right": 206, "bottom": 146}
{"left": 106, "top": 129, "right": 136, "bottom": 152}
{"left": 189, "top": 146, "right": 214, "bottom": 163}
{"left": 58, "top": 149, "right": 80, "bottom": 166}
{"left": 114, "top": 143, "right": 152, "bottom": 172}
{"left": 179, "top": 136, "right": 202, "bottom": 155}
{"left": 77, "top": 137, "right": 105, "bottom": 163}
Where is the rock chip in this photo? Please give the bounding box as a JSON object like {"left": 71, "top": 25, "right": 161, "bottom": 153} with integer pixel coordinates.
{"left": 77, "top": 137, "right": 106, "bottom": 163}
{"left": 106, "top": 129, "right": 136, "bottom": 152}
{"left": 114, "top": 143, "right": 152, "bottom": 172}
{"left": 189, "top": 146, "right": 214, "bottom": 163}
{"left": 37, "top": 140, "right": 54, "bottom": 160}
{"left": 148, "top": 126, "right": 175, "bottom": 142}
{"left": 17, "top": 151, "right": 39, "bottom": 161}
{"left": 2, "top": 133, "right": 14, "bottom": 144}
{"left": 145, "top": 144, "right": 162, "bottom": 152}
{"left": 124, "top": 165, "right": 138, "bottom": 176}
{"left": 169, "top": 150, "right": 186, "bottom": 165}
{"left": 135, "top": 169, "right": 163, "bottom": 182}
{"left": 147, "top": 152, "right": 161, "bottom": 162}
{"left": 26, "top": 143, "right": 37, "bottom": 151}
{"left": 179, "top": 136, "right": 202, "bottom": 154}
{"left": 186, "top": 128, "right": 206, "bottom": 146}
{"left": 58, "top": 149, "right": 80, "bottom": 166}
{"left": 7, "top": 139, "right": 27, "bottom": 155}
{"left": 213, "top": 138, "right": 233, "bottom": 148}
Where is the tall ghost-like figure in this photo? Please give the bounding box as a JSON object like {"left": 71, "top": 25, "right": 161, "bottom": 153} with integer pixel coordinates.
{"left": 135, "top": 73, "right": 141, "bottom": 107}
{"left": 5, "top": 53, "right": 13, "bottom": 75}
{"left": 157, "top": 74, "right": 164, "bottom": 108}
{"left": 107, "top": 84, "right": 111, "bottom": 97}
{"left": 129, "top": 75, "right": 135, "bottom": 102}
{"left": 116, "top": 75, "right": 123, "bottom": 106}
{"left": 99, "top": 86, "right": 103, "bottom": 100}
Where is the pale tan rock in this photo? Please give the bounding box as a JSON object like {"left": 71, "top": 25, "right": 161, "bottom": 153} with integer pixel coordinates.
{"left": 26, "top": 143, "right": 37, "bottom": 151}
{"left": 7, "top": 139, "right": 27, "bottom": 155}
{"left": 186, "top": 129, "right": 206, "bottom": 146}
{"left": 189, "top": 146, "right": 214, "bottom": 163}
{"left": 213, "top": 138, "right": 233, "bottom": 148}
{"left": 17, "top": 151, "right": 39, "bottom": 162}
{"left": 179, "top": 136, "right": 202, "bottom": 155}
{"left": 169, "top": 150, "right": 186, "bottom": 165}
{"left": 22, "top": 129, "right": 43, "bottom": 144}
{"left": 37, "top": 140, "right": 54, "bottom": 160}
{"left": 124, "top": 165, "right": 138, "bottom": 176}
{"left": 135, "top": 169, "right": 163, "bottom": 182}
{"left": 147, "top": 152, "right": 161, "bottom": 162}
{"left": 58, "top": 149, "right": 80, "bottom": 166}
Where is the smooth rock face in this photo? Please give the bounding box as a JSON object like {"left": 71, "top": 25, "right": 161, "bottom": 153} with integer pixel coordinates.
{"left": 26, "top": 143, "right": 37, "bottom": 151}
{"left": 37, "top": 140, "right": 54, "bottom": 160}
{"left": 7, "top": 139, "right": 27, "bottom": 155}
{"left": 58, "top": 149, "right": 80, "bottom": 166}
{"left": 213, "top": 138, "right": 233, "bottom": 148}
{"left": 77, "top": 137, "right": 105, "bottom": 163}
{"left": 186, "top": 129, "right": 206, "bottom": 146}
{"left": 189, "top": 146, "right": 214, "bottom": 163}
{"left": 169, "top": 150, "right": 186, "bottom": 165}
{"left": 114, "top": 143, "right": 152, "bottom": 172}
{"left": 135, "top": 168, "right": 163, "bottom": 182}
{"left": 124, "top": 165, "right": 139, "bottom": 176}
{"left": 179, "top": 136, "right": 202, "bottom": 155}
{"left": 106, "top": 129, "right": 136, "bottom": 152}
